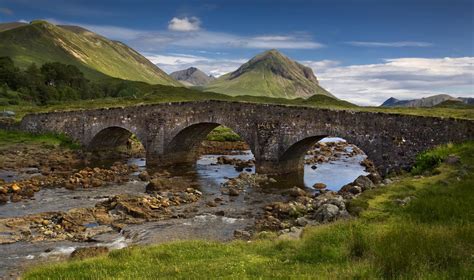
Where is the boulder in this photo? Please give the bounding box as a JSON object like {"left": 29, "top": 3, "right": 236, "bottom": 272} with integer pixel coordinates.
{"left": 0, "top": 194, "right": 8, "bottom": 204}
{"left": 353, "top": 175, "right": 375, "bottom": 191}
{"left": 295, "top": 217, "right": 309, "bottom": 227}
{"left": 445, "top": 155, "right": 460, "bottom": 165}
{"left": 312, "top": 183, "right": 327, "bottom": 190}
{"left": 234, "top": 229, "right": 251, "bottom": 239}
{"left": 138, "top": 171, "right": 150, "bottom": 181}
{"left": 228, "top": 187, "right": 241, "bottom": 196}
{"left": 339, "top": 184, "right": 362, "bottom": 195}
{"left": 286, "top": 187, "right": 307, "bottom": 198}
{"left": 314, "top": 204, "right": 340, "bottom": 223}
{"left": 145, "top": 178, "right": 169, "bottom": 193}
{"left": 313, "top": 193, "right": 345, "bottom": 210}
{"left": 206, "top": 200, "right": 217, "bottom": 207}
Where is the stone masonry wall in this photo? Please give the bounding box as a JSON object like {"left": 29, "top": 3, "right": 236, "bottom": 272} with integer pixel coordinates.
{"left": 20, "top": 101, "right": 474, "bottom": 175}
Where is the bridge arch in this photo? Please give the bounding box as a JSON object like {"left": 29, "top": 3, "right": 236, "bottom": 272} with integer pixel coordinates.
{"left": 158, "top": 121, "right": 255, "bottom": 166}
{"left": 87, "top": 126, "right": 146, "bottom": 153}
{"left": 277, "top": 135, "right": 327, "bottom": 174}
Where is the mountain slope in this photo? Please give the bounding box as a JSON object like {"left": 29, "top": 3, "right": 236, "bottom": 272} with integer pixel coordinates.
{"left": 0, "top": 20, "right": 180, "bottom": 86}
{"left": 380, "top": 94, "right": 462, "bottom": 107}
{"left": 170, "top": 67, "right": 215, "bottom": 86}
{"left": 204, "top": 49, "right": 334, "bottom": 99}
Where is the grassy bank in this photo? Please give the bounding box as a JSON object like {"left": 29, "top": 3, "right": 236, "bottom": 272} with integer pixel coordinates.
{"left": 2, "top": 83, "right": 473, "bottom": 121}
{"left": 24, "top": 142, "right": 474, "bottom": 279}
{"left": 0, "top": 129, "right": 79, "bottom": 149}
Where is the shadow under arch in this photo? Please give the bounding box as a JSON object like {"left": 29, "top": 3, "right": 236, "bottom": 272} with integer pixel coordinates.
{"left": 87, "top": 126, "right": 145, "bottom": 152}
{"left": 278, "top": 135, "right": 328, "bottom": 174}
{"left": 163, "top": 122, "right": 254, "bottom": 165}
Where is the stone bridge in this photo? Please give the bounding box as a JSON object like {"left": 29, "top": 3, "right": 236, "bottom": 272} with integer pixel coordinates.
{"left": 20, "top": 101, "right": 474, "bottom": 176}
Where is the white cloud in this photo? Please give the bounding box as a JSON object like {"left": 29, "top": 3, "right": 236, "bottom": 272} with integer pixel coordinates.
{"left": 306, "top": 57, "right": 474, "bottom": 106}
{"left": 145, "top": 53, "right": 246, "bottom": 77}
{"left": 47, "top": 19, "right": 323, "bottom": 51}
{"left": 168, "top": 16, "right": 201, "bottom": 32}
{"left": 346, "top": 41, "right": 433, "bottom": 47}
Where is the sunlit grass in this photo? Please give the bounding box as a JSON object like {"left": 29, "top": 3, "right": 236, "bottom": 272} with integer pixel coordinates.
{"left": 0, "top": 129, "right": 80, "bottom": 149}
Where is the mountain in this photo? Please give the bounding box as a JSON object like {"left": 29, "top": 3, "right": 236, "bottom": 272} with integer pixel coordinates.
{"left": 170, "top": 67, "right": 216, "bottom": 86}
{"left": 0, "top": 20, "right": 180, "bottom": 86}
{"left": 380, "top": 94, "right": 462, "bottom": 107}
{"left": 203, "top": 49, "right": 334, "bottom": 99}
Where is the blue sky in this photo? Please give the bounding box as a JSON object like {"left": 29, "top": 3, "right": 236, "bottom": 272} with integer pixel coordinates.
{"left": 0, "top": 0, "right": 473, "bottom": 105}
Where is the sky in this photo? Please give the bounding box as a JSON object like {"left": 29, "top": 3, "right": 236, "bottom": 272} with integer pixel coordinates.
{"left": 0, "top": 0, "right": 473, "bottom": 105}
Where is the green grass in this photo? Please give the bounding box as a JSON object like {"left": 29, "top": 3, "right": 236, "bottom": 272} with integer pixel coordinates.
{"left": 0, "top": 83, "right": 358, "bottom": 121}
{"left": 356, "top": 106, "right": 474, "bottom": 120}
{"left": 24, "top": 142, "right": 474, "bottom": 279}
{"left": 0, "top": 129, "right": 80, "bottom": 149}
{"left": 206, "top": 126, "right": 242, "bottom": 142}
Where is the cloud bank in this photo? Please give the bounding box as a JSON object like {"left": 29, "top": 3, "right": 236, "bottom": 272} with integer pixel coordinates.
{"left": 312, "top": 57, "right": 474, "bottom": 105}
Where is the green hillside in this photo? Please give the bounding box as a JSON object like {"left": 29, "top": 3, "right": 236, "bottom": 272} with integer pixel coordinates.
{"left": 0, "top": 20, "right": 180, "bottom": 86}
{"left": 204, "top": 49, "right": 334, "bottom": 99}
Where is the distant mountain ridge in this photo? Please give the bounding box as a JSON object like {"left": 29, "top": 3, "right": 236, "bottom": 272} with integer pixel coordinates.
{"left": 170, "top": 67, "right": 216, "bottom": 86}
{"left": 203, "top": 49, "right": 334, "bottom": 99}
{"left": 0, "top": 20, "right": 180, "bottom": 86}
{"left": 380, "top": 94, "right": 473, "bottom": 107}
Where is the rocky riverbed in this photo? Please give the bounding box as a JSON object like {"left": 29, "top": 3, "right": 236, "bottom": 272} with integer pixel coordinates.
{"left": 0, "top": 137, "right": 379, "bottom": 278}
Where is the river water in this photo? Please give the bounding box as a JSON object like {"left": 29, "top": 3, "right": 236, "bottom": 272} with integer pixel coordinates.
{"left": 0, "top": 138, "right": 367, "bottom": 277}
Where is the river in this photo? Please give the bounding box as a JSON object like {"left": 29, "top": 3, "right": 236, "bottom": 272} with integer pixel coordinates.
{"left": 0, "top": 138, "right": 367, "bottom": 278}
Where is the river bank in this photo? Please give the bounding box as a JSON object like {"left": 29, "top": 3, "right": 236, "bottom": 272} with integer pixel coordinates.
{"left": 0, "top": 130, "right": 379, "bottom": 278}
{"left": 21, "top": 141, "right": 474, "bottom": 279}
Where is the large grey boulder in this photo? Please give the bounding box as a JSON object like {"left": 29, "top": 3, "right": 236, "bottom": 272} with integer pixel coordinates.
{"left": 314, "top": 204, "right": 340, "bottom": 223}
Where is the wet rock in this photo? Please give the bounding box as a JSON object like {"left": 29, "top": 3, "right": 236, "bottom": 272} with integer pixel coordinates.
{"left": 91, "top": 178, "right": 104, "bottom": 188}
{"left": 138, "top": 171, "right": 150, "bottom": 181}
{"left": 11, "top": 183, "right": 21, "bottom": 193}
{"left": 145, "top": 178, "right": 169, "bottom": 193}
{"left": 312, "top": 183, "right": 327, "bottom": 190}
{"left": 228, "top": 188, "right": 241, "bottom": 196}
{"left": 215, "top": 210, "right": 225, "bottom": 216}
{"left": 10, "top": 193, "right": 22, "bottom": 202}
{"left": 206, "top": 200, "right": 218, "bottom": 207}
{"left": 129, "top": 164, "right": 139, "bottom": 172}
{"left": 286, "top": 187, "right": 307, "bottom": 198}
{"left": 0, "top": 193, "right": 8, "bottom": 204}
{"left": 70, "top": 246, "right": 109, "bottom": 260}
